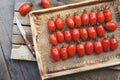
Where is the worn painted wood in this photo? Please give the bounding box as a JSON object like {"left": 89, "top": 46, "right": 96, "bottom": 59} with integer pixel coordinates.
{"left": 14, "top": 12, "right": 30, "bottom": 25}
{"left": 11, "top": 45, "right": 36, "bottom": 61}
{"left": 12, "top": 35, "right": 33, "bottom": 45}
{"left": 0, "top": 46, "right": 11, "bottom": 80}
{"left": 13, "top": 25, "right": 31, "bottom": 35}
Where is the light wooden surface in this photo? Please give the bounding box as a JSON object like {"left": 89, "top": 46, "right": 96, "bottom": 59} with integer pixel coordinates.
{"left": 0, "top": 0, "right": 120, "bottom": 80}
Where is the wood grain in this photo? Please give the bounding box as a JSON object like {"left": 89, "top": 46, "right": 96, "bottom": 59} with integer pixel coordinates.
{"left": 14, "top": 12, "right": 30, "bottom": 25}
{"left": 13, "top": 25, "right": 31, "bottom": 35}
{"left": 12, "top": 35, "right": 33, "bottom": 45}
{"left": 0, "top": 46, "right": 11, "bottom": 80}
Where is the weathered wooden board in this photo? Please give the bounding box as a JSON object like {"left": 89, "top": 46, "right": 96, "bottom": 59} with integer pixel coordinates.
{"left": 0, "top": 46, "right": 11, "bottom": 80}
{"left": 11, "top": 45, "right": 36, "bottom": 61}
{"left": 30, "top": 1, "right": 120, "bottom": 79}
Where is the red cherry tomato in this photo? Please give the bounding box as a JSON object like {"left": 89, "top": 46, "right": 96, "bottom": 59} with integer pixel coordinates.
{"left": 87, "top": 27, "right": 97, "bottom": 39}
{"left": 49, "top": 34, "right": 58, "bottom": 46}
{"left": 64, "top": 30, "right": 72, "bottom": 43}
{"left": 81, "top": 13, "right": 89, "bottom": 25}
{"left": 67, "top": 44, "right": 76, "bottom": 57}
{"left": 19, "top": 3, "right": 32, "bottom": 16}
{"left": 60, "top": 47, "right": 68, "bottom": 60}
{"left": 106, "top": 22, "right": 118, "bottom": 31}
{"left": 56, "top": 31, "right": 64, "bottom": 43}
{"left": 89, "top": 12, "right": 97, "bottom": 25}
{"left": 79, "top": 28, "right": 88, "bottom": 41}
{"left": 66, "top": 16, "right": 75, "bottom": 28}
{"left": 97, "top": 11, "right": 105, "bottom": 23}
{"left": 85, "top": 41, "right": 94, "bottom": 55}
{"left": 96, "top": 25, "right": 105, "bottom": 37}
{"left": 102, "top": 38, "right": 110, "bottom": 52}
{"left": 51, "top": 47, "right": 60, "bottom": 61}
{"left": 77, "top": 43, "right": 85, "bottom": 57}
{"left": 71, "top": 28, "right": 80, "bottom": 41}
{"left": 48, "top": 19, "right": 56, "bottom": 32}
{"left": 41, "top": 0, "right": 51, "bottom": 8}
{"left": 103, "top": 9, "right": 112, "bottom": 22}
{"left": 94, "top": 40, "right": 103, "bottom": 54}
{"left": 74, "top": 14, "right": 82, "bottom": 27}
{"left": 110, "top": 37, "right": 118, "bottom": 50}
{"left": 55, "top": 15, "right": 64, "bottom": 30}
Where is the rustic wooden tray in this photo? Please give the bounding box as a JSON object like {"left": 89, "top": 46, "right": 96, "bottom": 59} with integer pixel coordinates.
{"left": 29, "top": 0, "right": 120, "bottom": 80}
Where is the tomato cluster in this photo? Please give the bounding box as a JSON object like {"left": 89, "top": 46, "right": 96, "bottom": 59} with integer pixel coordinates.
{"left": 51, "top": 37, "right": 118, "bottom": 61}
{"left": 48, "top": 6, "right": 119, "bottom": 61}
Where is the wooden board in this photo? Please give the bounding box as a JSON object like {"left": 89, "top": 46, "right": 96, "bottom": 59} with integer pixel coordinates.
{"left": 29, "top": 0, "right": 120, "bottom": 79}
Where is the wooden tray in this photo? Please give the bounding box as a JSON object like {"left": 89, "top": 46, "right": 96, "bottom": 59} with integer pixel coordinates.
{"left": 29, "top": 0, "right": 120, "bottom": 80}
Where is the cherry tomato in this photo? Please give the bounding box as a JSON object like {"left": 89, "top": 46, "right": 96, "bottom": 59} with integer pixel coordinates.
{"left": 64, "top": 30, "right": 72, "bottom": 43}
{"left": 96, "top": 25, "right": 105, "bottom": 37}
{"left": 94, "top": 40, "right": 103, "bottom": 54}
{"left": 77, "top": 43, "right": 85, "bottom": 57}
{"left": 97, "top": 11, "right": 105, "bottom": 23}
{"left": 48, "top": 19, "right": 56, "bottom": 32}
{"left": 56, "top": 31, "right": 64, "bottom": 43}
{"left": 41, "top": 0, "right": 51, "bottom": 8}
{"left": 19, "top": 3, "right": 32, "bottom": 16}
{"left": 106, "top": 22, "right": 118, "bottom": 31}
{"left": 102, "top": 38, "right": 110, "bottom": 52}
{"left": 87, "top": 27, "right": 97, "bottom": 39}
{"left": 49, "top": 34, "right": 58, "bottom": 46}
{"left": 60, "top": 47, "right": 68, "bottom": 60}
{"left": 67, "top": 44, "right": 76, "bottom": 57}
{"left": 85, "top": 41, "right": 94, "bottom": 55}
{"left": 110, "top": 37, "right": 118, "bottom": 50}
{"left": 55, "top": 15, "right": 64, "bottom": 30}
{"left": 79, "top": 28, "right": 88, "bottom": 41}
{"left": 89, "top": 12, "right": 97, "bottom": 25}
{"left": 81, "top": 13, "right": 89, "bottom": 25}
{"left": 66, "top": 16, "right": 75, "bottom": 28}
{"left": 103, "top": 9, "right": 112, "bottom": 22}
{"left": 74, "top": 14, "right": 82, "bottom": 27}
{"left": 71, "top": 28, "right": 80, "bottom": 41}
{"left": 51, "top": 47, "right": 60, "bottom": 61}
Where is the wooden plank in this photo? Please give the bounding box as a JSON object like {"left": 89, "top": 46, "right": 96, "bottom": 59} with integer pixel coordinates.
{"left": 0, "top": 46, "right": 11, "bottom": 80}
{"left": 0, "top": 0, "right": 26, "bottom": 80}
{"left": 19, "top": 61, "right": 41, "bottom": 80}
{"left": 12, "top": 35, "right": 33, "bottom": 45}
{"left": 11, "top": 44, "right": 36, "bottom": 61}
{"left": 13, "top": 25, "right": 31, "bottom": 35}
{"left": 13, "top": 12, "right": 30, "bottom": 25}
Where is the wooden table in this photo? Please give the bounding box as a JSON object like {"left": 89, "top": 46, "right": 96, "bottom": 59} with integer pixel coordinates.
{"left": 1, "top": 0, "right": 120, "bottom": 80}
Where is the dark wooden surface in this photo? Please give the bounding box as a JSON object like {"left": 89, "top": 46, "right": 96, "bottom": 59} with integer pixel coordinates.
{"left": 1, "top": 0, "right": 120, "bottom": 80}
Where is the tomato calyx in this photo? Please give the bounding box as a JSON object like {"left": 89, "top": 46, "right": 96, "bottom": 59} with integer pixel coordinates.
{"left": 49, "top": 16, "right": 54, "bottom": 20}
{"left": 74, "top": 11, "right": 79, "bottom": 16}
{"left": 66, "top": 14, "right": 70, "bottom": 18}
{"left": 29, "top": 2, "right": 33, "bottom": 7}
{"left": 57, "top": 14, "right": 61, "bottom": 18}
{"left": 83, "top": 9, "right": 87, "bottom": 13}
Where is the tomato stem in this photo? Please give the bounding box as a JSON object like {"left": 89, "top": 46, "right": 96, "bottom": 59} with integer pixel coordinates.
{"left": 29, "top": 2, "right": 33, "bottom": 7}
{"left": 74, "top": 11, "right": 79, "bottom": 15}
{"left": 49, "top": 16, "right": 54, "bottom": 20}
{"left": 57, "top": 14, "right": 60, "bottom": 18}
{"left": 83, "top": 9, "right": 87, "bottom": 13}
{"left": 66, "top": 14, "right": 70, "bottom": 18}
{"left": 111, "top": 34, "right": 114, "bottom": 38}
{"left": 91, "top": 8, "right": 95, "bottom": 12}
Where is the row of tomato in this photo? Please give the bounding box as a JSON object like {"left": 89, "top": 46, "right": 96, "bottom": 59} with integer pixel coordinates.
{"left": 51, "top": 37, "right": 118, "bottom": 61}
{"left": 49, "top": 22, "right": 117, "bottom": 46}
{"left": 48, "top": 8, "right": 112, "bottom": 32}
